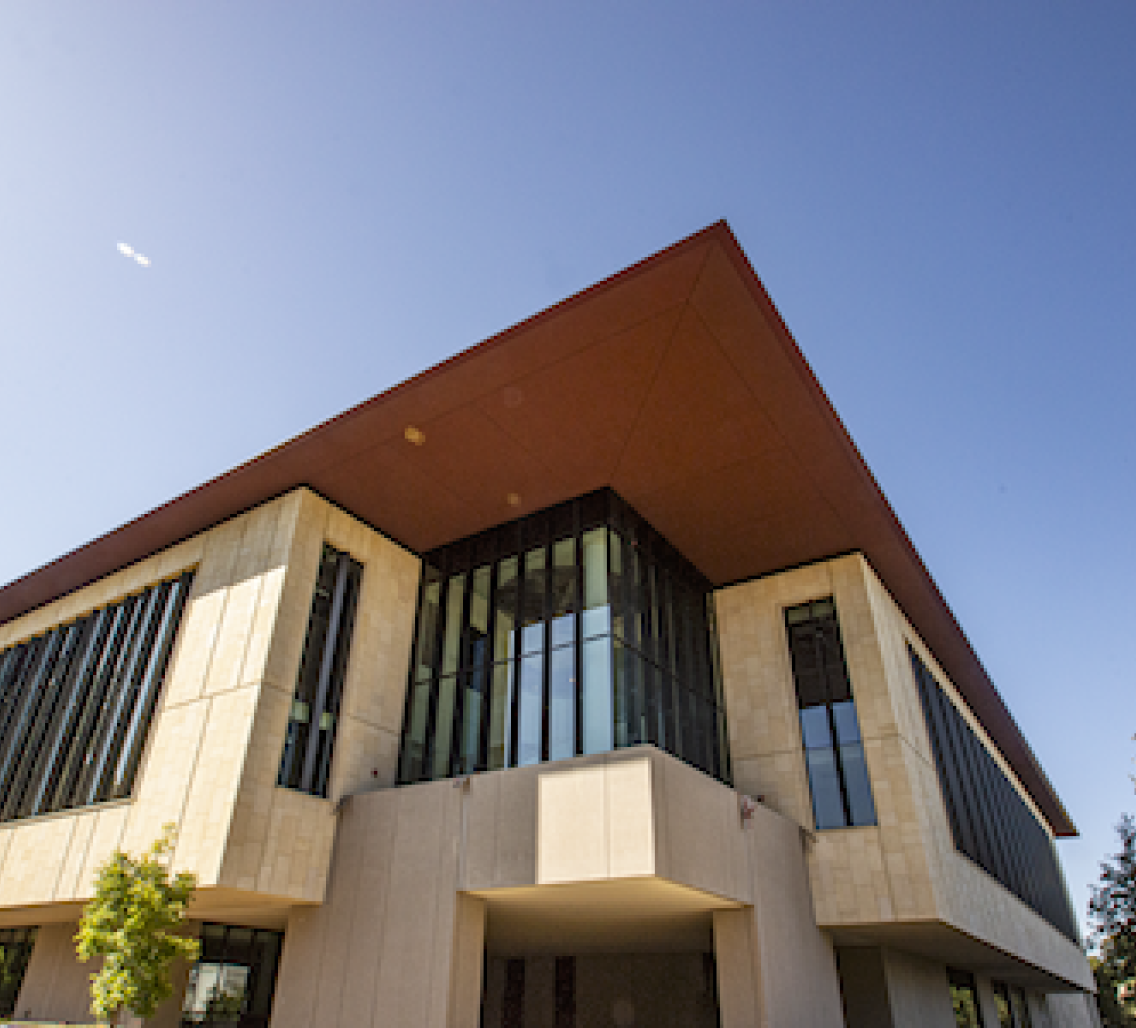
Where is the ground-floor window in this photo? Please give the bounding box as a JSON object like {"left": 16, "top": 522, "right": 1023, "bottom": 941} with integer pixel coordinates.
{"left": 181, "top": 924, "right": 283, "bottom": 1028}
{"left": 0, "top": 927, "right": 36, "bottom": 1017}
{"left": 992, "top": 980, "right": 1033, "bottom": 1028}
{"left": 948, "top": 968, "right": 983, "bottom": 1028}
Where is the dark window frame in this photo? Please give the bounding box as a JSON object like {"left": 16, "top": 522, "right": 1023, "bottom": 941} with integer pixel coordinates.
{"left": 277, "top": 544, "right": 363, "bottom": 799}
{"left": 785, "top": 597, "right": 877, "bottom": 830}
{"left": 397, "top": 489, "right": 730, "bottom": 786}
{"left": 910, "top": 647, "right": 1079, "bottom": 941}
{"left": 0, "top": 573, "right": 194, "bottom": 824}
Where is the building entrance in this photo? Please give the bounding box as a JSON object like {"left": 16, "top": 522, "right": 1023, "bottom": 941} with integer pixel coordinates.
{"left": 482, "top": 951, "right": 719, "bottom": 1028}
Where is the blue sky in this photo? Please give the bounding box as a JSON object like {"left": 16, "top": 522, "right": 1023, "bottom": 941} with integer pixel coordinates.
{"left": 2, "top": 2, "right": 1133, "bottom": 938}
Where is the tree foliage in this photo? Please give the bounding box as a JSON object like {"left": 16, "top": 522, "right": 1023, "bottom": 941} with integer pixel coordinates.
{"left": 1091, "top": 814, "right": 1136, "bottom": 1027}
{"left": 75, "top": 825, "right": 199, "bottom": 1023}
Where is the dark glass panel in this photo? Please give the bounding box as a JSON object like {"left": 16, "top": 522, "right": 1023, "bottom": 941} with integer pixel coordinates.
{"left": 799, "top": 706, "right": 831, "bottom": 749}
{"left": 839, "top": 743, "right": 876, "bottom": 826}
{"left": 459, "top": 668, "right": 485, "bottom": 775}
{"left": 398, "top": 489, "right": 728, "bottom": 785}
{"left": 493, "top": 557, "right": 519, "bottom": 664}
{"left": 0, "top": 572, "right": 194, "bottom": 823}
{"left": 948, "top": 969, "right": 982, "bottom": 1028}
{"left": 278, "top": 546, "right": 362, "bottom": 797}
{"left": 487, "top": 662, "right": 513, "bottom": 770}
{"left": 786, "top": 599, "right": 875, "bottom": 829}
{"left": 550, "top": 537, "right": 576, "bottom": 649}
{"left": 910, "top": 647, "right": 1079, "bottom": 941}
{"left": 548, "top": 644, "right": 575, "bottom": 762}
{"left": 440, "top": 573, "right": 467, "bottom": 678}
{"left": 0, "top": 927, "right": 37, "bottom": 1018}
{"left": 830, "top": 701, "right": 861, "bottom": 745}
{"left": 517, "top": 652, "right": 543, "bottom": 767}
{"left": 432, "top": 674, "right": 458, "bottom": 780}
{"left": 412, "top": 569, "right": 443, "bottom": 682}
{"left": 806, "top": 748, "right": 846, "bottom": 830}
{"left": 581, "top": 635, "right": 613, "bottom": 755}
{"left": 580, "top": 528, "right": 610, "bottom": 640}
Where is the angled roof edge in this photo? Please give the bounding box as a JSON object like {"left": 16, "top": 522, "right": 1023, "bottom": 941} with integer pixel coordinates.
{"left": 0, "top": 221, "right": 1075, "bottom": 837}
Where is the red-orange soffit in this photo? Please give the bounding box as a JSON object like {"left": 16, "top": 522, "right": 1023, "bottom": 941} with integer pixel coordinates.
{"left": 0, "top": 222, "right": 1075, "bottom": 838}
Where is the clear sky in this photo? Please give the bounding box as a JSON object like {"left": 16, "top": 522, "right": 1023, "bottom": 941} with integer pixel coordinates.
{"left": 2, "top": 1, "right": 1133, "bottom": 940}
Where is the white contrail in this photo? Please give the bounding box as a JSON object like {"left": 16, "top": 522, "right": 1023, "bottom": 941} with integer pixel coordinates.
{"left": 117, "top": 242, "right": 150, "bottom": 267}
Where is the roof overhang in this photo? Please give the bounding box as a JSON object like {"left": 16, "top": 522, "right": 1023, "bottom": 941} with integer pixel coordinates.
{"left": 0, "top": 222, "right": 1076, "bottom": 837}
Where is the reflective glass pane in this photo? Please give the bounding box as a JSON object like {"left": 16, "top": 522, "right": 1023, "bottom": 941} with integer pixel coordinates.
{"left": 805, "top": 748, "right": 846, "bottom": 829}
{"left": 549, "top": 644, "right": 575, "bottom": 762}
{"left": 831, "top": 700, "right": 861, "bottom": 744}
{"left": 581, "top": 528, "right": 609, "bottom": 640}
{"left": 799, "top": 706, "right": 832, "bottom": 749}
{"left": 521, "top": 548, "right": 546, "bottom": 654}
{"left": 459, "top": 669, "right": 484, "bottom": 774}
{"left": 518, "top": 652, "right": 543, "bottom": 767}
{"left": 413, "top": 574, "right": 442, "bottom": 680}
{"left": 550, "top": 538, "right": 576, "bottom": 649}
{"left": 839, "top": 743, "right": 876, "bottom": 826}
{"left": 582, "top": 636, "right": 613, "bottom": 755}
{"left": 432, "top": 675, "right": 457, "bottom": 779}
{"left": 440, "top": 574, "right": 467, "bottom": 677}
{"left": 488, "top": 662, "right": 513, "bottom": 770}
{"left": 494, "top": 558, "right": 518, "bottom": 664}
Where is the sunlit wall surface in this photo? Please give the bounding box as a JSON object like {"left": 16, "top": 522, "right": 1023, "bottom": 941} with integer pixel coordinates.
{"left": 398, "top": 490, "right": 729, "bottom": 784}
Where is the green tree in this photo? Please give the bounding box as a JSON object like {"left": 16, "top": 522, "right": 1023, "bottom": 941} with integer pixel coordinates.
{"left": 76, "top": 825, "right": 199, "bottom": 1025}
{"left": 1091, "top": 814, "right": 1136, "bottom": 1027}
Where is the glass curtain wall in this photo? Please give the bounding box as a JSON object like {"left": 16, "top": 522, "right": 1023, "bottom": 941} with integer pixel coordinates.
{"left": 0, "top": 572, "right": 194, "bottom": 823}
{"left": 398, "top": 490, "right": 729, "bottom": 784}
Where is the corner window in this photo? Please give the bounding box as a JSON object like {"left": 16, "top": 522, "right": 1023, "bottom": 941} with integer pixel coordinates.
{"left": 398, "top": 489, "right": 729, "bottom": 785}
{"left": 785, "top": 598, "right": 875, "bottom": 829}
{"left": 277, "top": 544, "right": 362, "bottom": 798}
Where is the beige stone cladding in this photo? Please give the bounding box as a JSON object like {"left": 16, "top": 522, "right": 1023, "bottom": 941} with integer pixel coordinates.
{"left": 216, "top": 488, "right": 420, "bottom": 903}
{"left": 271, "top": 747, "right": 844, "bottom": 1028}
{"left": 715, "top": 552, "right": 1090, "bottom": 991}
{"left": 0, "top": 486, "right": 419, "bottom": 921}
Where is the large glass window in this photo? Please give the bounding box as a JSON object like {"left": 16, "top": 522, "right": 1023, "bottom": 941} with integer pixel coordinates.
{"left": 277, "top": 544, "right": 363, "bottom": 798}
{"left": 910, "top": 648, "right": 1079, "bottom": 942}
{"left": 0, "top": 572, "right": 194, "bottom": 823}
{"left": 0, "top": 927, "right": 36, "bottom": 1017}
{"left": 785, "top": 598, "right": 876, "bottom": 830}
{"left": 181, "top": 924, "right": 283, "bottom": 1028}
{"left": 398, "top": 490, "right": 729, "bottom": 784}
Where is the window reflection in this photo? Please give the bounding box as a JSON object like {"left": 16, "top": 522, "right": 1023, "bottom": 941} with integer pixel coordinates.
{"left": 398, "top": 490, "right": 729, "bottom": 784}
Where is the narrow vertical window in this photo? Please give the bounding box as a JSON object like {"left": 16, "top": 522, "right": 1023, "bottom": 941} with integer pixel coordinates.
{"left": 785, "top": 597, "right": 876, "bottom": 829}
{"left": 278, "top": 544, "right": 362, "bottom": 798}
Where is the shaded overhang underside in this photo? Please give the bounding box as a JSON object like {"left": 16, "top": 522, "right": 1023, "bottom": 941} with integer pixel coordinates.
{"left": 827, "top": 922, "right": 1089, "bottom": 993}
{"left": 472, "top": 879, "right": 737, "bottom": 956}
{"left": 0, "top": 222, "right": 1073, "bottom": 837}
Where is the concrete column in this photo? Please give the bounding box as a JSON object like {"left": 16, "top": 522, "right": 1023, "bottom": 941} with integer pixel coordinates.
{"left": 713, "top": 908, "right": 760, "bottom": 1028}
{"left": 448, "top": 893, "right": 487, "bottom": 1028}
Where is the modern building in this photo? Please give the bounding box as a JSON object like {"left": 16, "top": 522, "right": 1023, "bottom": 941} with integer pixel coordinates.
{"left": 0, "top": 223, "right": 1096, "bottom": 1027}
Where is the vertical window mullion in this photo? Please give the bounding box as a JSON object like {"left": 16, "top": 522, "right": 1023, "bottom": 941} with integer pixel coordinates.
{"left": 87, "top": 585, "right": 165, "bottom": 805}
{"left": 28, "top": 609, "right": 108, "bottom": 816}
